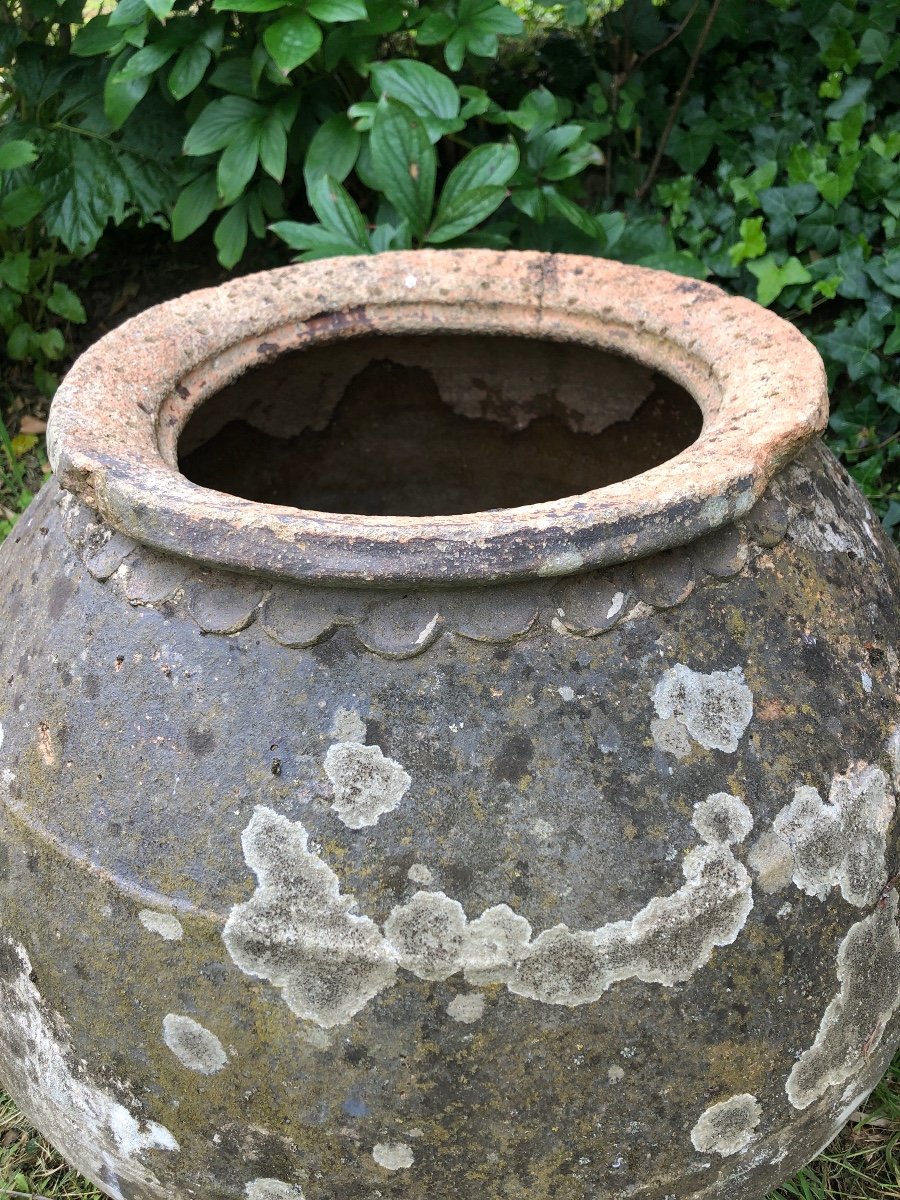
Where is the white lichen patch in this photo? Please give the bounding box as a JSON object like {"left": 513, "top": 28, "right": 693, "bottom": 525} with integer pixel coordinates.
{"left": 407, "top": 863, "right": 434, "bottom": 885}
{"left": 372, "top": 1142, "right": 414, "bottom": 1170}
{"left": 323, "top": 742, "right": 411, "bottom": 829}
{"left": 889, "top": 725, "right": 900, "bottom": 790}
{"left": 162, "top": 1014, "right": 227, "bottom": 1074}
{"left": 0, "top": 940, "right": 178, "bottom": 1200}
{"left": 245, "top": 1179, "right": 305, "bottom": 1199}
{"left": 383, "top": 891, "right": 467, "bottom": 981}
{"left": 651, "top": 717, "right": 692, "bottom": 759}
{"left": 690, "top": 1093, "right": 762, "bottom": 1157}
{"left": 462, "top": 904, "right": 533, "bottom": 985}
{"left": 747, "top": 832, "right": 794, "bottom": 894}
{"left": 771, "top": 765, "right": 894, "bottom": 906}
{"left": 652, "top": 664, "right": 754, "bottom": 753}
{"left": 330, "top": 707, "right": 367, "bottom": 743}
{"left": 509, "top": 844, "right": 753, "bottom": 1005}
{"left": 692, "top": 794, "right": 754, "bottom": 846}
{"left": 139, "top": 910, "right": 184, "bottom": 941}
{"left": 787, "top": 893, "right": 900, "bottom": 1110}
{"left": 447, "top": 992, "right": 486, "bottom": 1023}
{"left": 222, "top": 806, "right": 398, "bottom": 1028}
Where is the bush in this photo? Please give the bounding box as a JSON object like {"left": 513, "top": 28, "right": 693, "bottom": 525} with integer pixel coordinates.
{"left": 0, "top": 0, "right": 897, "bottom": 526}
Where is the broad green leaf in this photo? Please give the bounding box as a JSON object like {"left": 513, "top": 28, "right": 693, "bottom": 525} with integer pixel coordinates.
{"left": 214, "top": 198, "right": 250, "bottom": 268}
{"left": 217, "top": 124, "right": 260, "bottom": 204}
{"left": 304, "top": 115, "right": 361, "bottom": 189}
{"left": 547, "top": 189, "right": 604, "bottom": 240}
{"left": 108, "top": 0, "right": 150, "bottom": 27}
{"left": 112, "top": 42, "right": 176, "bottom": 81}
{"left": 369, "top": 60, "right": 460, "bottom": 123}
{"left": 172, "top": 172, "right": 219, "bottom": 241}
{"left": 309, "top": 176, "right": 371, "bottom": 249}
{"left": 213, "top": 0, "right": 285, "bottom": 10}
{"left": 184, "top": 97, "right": 264, "bottom": 155}
{"left": 46, "top": 282, "right": 86, "bottom": 323}
{"left": 369, "top": 96, "right": 436, "bottom": 239}
{"left": 105, "top": 50, "right": 152, "bottom": 129}
{"left": 264, "top": 13, "right": 322, "bottom": 73}
{"left": 308, "top": 0, "right": 366, "bottom": 20}
{"left": 259, "top": 117, "right": 288, "bottom": 182}
{"left": 440, "top": 142, "right": 518, "bottom": 211}
{"left": 427, "top": 184, "right": 506, "bottom": 243}
{"left": 71, "top": 15, "right": 126, "bottom": 56}
{"left": 0, "top": 252, "right": 31, "bottom": 293}
{"left": 270, "top": 220, "right": 364, "bottom": 257}
{"left": 0, "top": 140, "right": 38, "bottom": 170}
{"left": 7, "top": 322, "right": 33, "bottom": 361}
{"left": 36, "top": 327, "right": 66, "bottom": 360}
{"left": 145, "top": 0, "right": 176, "bottom": 17}
{"left": 747, "top": 254, "right": 812, "bottom": 306}
{"left": 417, "top": 11, "right": 455, "bottom": 43}
{"left": 168, "top": 44, "right": 212, "bottom": 100}
{"left": 0, "top": 186, "right": 44, "bottom": 227}
{"left": 208, "top": 57, "right": 257, "bottom": 97}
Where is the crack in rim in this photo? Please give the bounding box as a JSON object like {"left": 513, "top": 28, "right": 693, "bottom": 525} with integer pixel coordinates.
{"left": 47, "top": 250, "right": 828, "bottom": 585}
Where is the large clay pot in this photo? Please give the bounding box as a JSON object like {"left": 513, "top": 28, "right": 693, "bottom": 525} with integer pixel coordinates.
{"left": 0, "top": 250, "right": 898, "bottom": 1200}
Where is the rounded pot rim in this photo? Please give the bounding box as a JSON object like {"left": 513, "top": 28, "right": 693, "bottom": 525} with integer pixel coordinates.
{"left": 47, "top": 249, "right": 828, "bottom": 586}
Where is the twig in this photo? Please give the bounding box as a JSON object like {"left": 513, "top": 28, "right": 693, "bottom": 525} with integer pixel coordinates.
{"left": 635, "top": 0, "right": 721, "bottom": 201}
{"left": 631, "top": 0, "right": 702, "bottom": 74}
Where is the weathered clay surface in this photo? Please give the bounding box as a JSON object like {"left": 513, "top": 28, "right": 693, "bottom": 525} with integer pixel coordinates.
{"left": 0, "top": 253, "right": 897, "bottom": 1200}
{"left": 0, "top": 437, "right": 898, "bottom": 1200}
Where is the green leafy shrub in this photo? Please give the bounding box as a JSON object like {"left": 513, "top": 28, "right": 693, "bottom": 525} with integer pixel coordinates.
{"left": 0, "top": 0, "right": 897, "bottom": 530}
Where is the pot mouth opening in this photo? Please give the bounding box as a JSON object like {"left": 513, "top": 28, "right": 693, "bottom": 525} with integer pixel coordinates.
{"left": 47, "top": 250, "right": 828, "bottom": 586}
{"left": 177, "top": 333, "right": 704, "bottom": 519}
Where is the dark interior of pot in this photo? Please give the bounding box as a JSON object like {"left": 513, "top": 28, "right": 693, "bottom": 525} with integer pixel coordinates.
{"left": 178, "top": 333, "right": 703, "bottom": 517}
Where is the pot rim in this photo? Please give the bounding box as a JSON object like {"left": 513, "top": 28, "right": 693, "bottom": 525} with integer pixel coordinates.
{"left": 47, "top": 249, "right": 828, "bottom": 586}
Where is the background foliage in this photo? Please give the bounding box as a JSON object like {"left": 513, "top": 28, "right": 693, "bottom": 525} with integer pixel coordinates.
{"left": 0, "top": 1, "right": 898, "bottom": 1195}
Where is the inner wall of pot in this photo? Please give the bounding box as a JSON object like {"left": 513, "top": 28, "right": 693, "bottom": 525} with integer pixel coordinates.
{"left": 177, "top": 333, "right": 703, "bottom": 518}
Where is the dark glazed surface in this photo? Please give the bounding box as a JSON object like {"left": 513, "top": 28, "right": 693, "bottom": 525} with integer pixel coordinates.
{"left": 0, "top": 441, "right": 898, "bottom": 1200}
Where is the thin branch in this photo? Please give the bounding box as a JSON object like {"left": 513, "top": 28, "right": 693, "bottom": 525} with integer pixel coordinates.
{"left": 635, "top": 0, "right": 721, "bottom": 202}
{"left": 631, "top": 0, "right": 702, "bottom": 75}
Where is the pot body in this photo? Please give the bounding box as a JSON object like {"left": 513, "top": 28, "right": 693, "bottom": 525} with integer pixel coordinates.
{"left": 0, "top": 439, "right": 898, "bottom": 1200}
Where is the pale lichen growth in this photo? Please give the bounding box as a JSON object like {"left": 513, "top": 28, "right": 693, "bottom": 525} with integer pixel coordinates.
{"left": 372, "top": 1142, "right": 415, "bottom": 1170}
{"left": 323, "top": 742, "right": 411, "bottom": 829}
{"left": 447, "top": 992, "right": 486, "bottom": 1023}
{"left": 0, "top": 940, "right": 178, "bottom": 1200}
{"left": 245, "top": 1179, "right": 305, "bottom": 1199}
{"left": 462, "top": 904, "right": 533, "bottom": 985}
{"left": 889, "top": 725, "right": 900, "bottom": 791}
{"left": 162, "top": 1014, "right": 227, "bottom": 1075}
{"left": 222, "top": 806, "right": 398, "bottom": 1028}
{"left": 139, "top": 910, "right": 184, "bottom": 942}
{"left": 787, "top": 893, "right": 900, "bottom": 1110}
{"left": 692, "top": 794, "right": 754, "bottom": 846}
{"left": 690, "top": 1094, "right": 762, "bottom": 1157}
{"left": 509, "top": 844, "right": 753, "bottom": 1006}
{"left": 651, "top": 717, "right": 692, "bottom": 759}
{"left": 330, "top": 707, "right": 367, "bottom": 743}
{"left": 383, "top": 891, "right": 467, "bottom": 981}
{"left": 771, "top": 765, "right": 894, "bottom": 906}
{"left": 747, "top": 832, "right": 794, "bottom": 894}
{"left": 652, "top": 664, "right": 754, "bottom": 753}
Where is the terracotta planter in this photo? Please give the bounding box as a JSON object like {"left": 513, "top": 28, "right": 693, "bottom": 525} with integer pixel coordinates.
{"left": 0, "top": 250, "right": 898, "bottom": 1200}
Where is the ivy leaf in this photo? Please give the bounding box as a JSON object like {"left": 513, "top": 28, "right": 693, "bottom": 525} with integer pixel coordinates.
{"left": 46, "top": 282, "right": 87, "bottom": 323}
{"left": 172, "top": 172, "right": 220, "bottom": 241}
{"left": 307, "top": 0, "right": 366, "bottom": 20}
{"left": 263, "top": 13, "right": 322, "bottom": 73}
{"left": 818, "top": 313, "right": 885, "bottom": 381}
{"left": 729, "top": 216, "right": 767, "bottom": 267}
{"left": 309, "top": 175, "right": 371, "bottom": 249}
{"left": 168, "top": 44, "right": 212, "bottom": 100}
{"left": 369, "top": 96, "right": 436, "bottom": 239}
{"left": 0, "top": 140, "right": 38, "bottom": 170}
{"left": 758, "top": 184, "right": 819, "bottom": 240}
{"left": 184, "top": 97, "right": 264, "bottom": 155}
{"left": 747, "top": 254, "right": 812, "bottom": 306}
